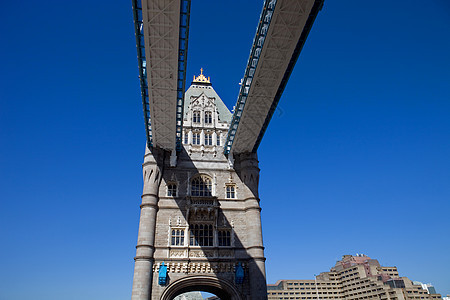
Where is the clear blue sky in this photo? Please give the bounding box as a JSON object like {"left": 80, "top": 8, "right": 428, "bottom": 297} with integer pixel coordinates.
{"left": 1, "top": 1, "right": 449, "bottom": 299}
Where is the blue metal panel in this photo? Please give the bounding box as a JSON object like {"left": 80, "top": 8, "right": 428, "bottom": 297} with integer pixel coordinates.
{"left": 224, "top": 0, "right": 278, "bottom": 155}
{"left": 176, "top": 0, "right": 191, "bottom": 152}
{"left": 158, "top": 262, "right": 168, "bottom": 285}
{"left": 132, "top": 0, "right": 152, "bottom": 148}
{"left": 235, "top": 263, "right": 244, "bottom": 284}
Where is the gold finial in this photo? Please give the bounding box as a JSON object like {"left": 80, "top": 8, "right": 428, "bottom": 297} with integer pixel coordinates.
{"left": 193, "top": 68, "right": 211, "bottom": 83}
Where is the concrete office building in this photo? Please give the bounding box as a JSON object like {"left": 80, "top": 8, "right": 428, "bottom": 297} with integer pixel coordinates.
{"left": 413, "top": 282, "right": 437, "bottom": 295}
{"left": 267, "top": 254, "right": 442, "bottom": 300}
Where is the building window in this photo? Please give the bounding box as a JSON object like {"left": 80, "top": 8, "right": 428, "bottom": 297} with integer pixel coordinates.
{"left": 191, "top": 175, "right": 212, "bottom": 196}
{"left": 226, "top": 185, "right": 236, "bottom": 199}
{"left": 193, "top": 111, "right": 200, "bottom": 123}
{"left": 167, "top": 183, "right": 177, "bottom": 197}
{"left": 184, "top": 132, "right": 188, "bottom": 144}
{"left": 189, "top": 224, "right": 213, "bottom": 246}
{"left": 205, "top": 111, "right": 212, "bottom": 124}
{"left": 193, "top": 133, "right": 200, "bottom": 145}
{"left": 217, "top": 134, "right": 221, "bottom": 146}
{"left": 205, "top": 133, "right": 212, "bottom": 145}
{"left": 218, "top": 229, "right": 231, "bottom": 246}
{"left": 171, "top": 229, "right": 185, "bottom": 246}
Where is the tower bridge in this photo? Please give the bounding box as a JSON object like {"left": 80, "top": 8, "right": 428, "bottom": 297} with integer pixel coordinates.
{"left": 130, "top": 0, "right": 324, "bottom": 299}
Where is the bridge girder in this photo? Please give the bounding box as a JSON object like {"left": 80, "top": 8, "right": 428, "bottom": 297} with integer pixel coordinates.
{"left": 225, "top": 0, "right": 324, "bottom": 156}
{"left": 132, "top": 0, "right": 191, "bottom": 152}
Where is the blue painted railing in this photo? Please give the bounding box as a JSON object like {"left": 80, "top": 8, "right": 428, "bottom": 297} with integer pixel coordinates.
{"left": 176, "top": 0, "right": 191, "bottom": 152}
{"left": 132, "top": 0, "right": 152, "bottom": 147}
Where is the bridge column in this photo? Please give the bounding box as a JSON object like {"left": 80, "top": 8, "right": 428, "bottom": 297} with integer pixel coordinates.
{"left": 131, "top": 147, "right": 164, "bottom": 300}
{"left": 236, "top": 152, "right": 268, "bottom": 300}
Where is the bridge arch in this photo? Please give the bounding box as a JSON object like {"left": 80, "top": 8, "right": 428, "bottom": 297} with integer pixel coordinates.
{"left": 160, "top": 275, "right": 242, "bottom": 300}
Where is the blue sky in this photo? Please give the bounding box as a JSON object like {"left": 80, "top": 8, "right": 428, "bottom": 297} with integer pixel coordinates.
{"left": 1, "top": 1, "right": 449, "bottom": 299}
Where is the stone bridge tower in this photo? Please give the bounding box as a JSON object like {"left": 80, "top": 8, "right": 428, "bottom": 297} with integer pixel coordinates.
{"left": 131, "top": 71, "right": 267, "bottom": 300}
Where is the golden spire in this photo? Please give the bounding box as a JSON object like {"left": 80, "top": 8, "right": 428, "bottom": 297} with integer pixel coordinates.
{"left": 193, "top": 68, "right": 211, "bottom": 83}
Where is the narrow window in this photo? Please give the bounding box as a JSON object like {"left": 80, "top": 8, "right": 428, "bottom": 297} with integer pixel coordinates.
{"left": 167, "top": 184, "right": 177, "bottom": 197}
{"left": 193, "top": 111, "right": 200, "bottom": 123}
{"left": 184, "top": 132, "right": 188, "bottom": 144}
{"left": 193, "top": 133, "right": 200, "bottom": 145}
{"left": 218, "top": 229, "right": 231, "bottom": 246}
{"left": 205, "top": 133, "right": 212, "bottom": 145}
{"left": 216, "top": 134, "right": 221, "bottom": 146}
{"left": 226, "top": 185, "right": 235, "bottom": 199}
{"left": 205, "top": 111, "right": 212, "bottom": 124}
{"left": 171, "top": 229, "right": 185, "bottom": 246}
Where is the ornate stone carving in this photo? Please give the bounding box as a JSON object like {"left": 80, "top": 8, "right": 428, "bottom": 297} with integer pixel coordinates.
{"left": 187, "top": 197, "right": 219, "bottom": 223}
{"left": 218, "top": 249, "right": 234, "bottom": 257}
{"left": 152, "top": 261, "right": 241, "bottom": 274}
{"left": 169, "top": 249, "right": 187, "bottom": 258}
{"left": 189, "top": 249, "right": 215, "bottom": 258}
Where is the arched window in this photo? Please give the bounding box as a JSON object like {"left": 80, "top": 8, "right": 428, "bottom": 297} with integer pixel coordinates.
{"left": 193, "top": 111, "right": 200, "bottom": 123}
{"left": 191, "top": 175, "right": 212, "bottom": 196}
{"left": 205, "top": 111, "right": 212, "bottom": 124}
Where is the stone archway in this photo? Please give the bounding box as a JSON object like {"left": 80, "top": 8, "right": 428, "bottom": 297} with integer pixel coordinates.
{"left": 160, "top": 275, "right": 242, "bottom": 300}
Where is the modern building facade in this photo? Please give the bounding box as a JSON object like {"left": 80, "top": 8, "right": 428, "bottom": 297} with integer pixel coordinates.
{"left": 412, "top": 282, "right": 438, "bottom": 295}
{"left": 267, "top": 254, "right": 442, "bottom": 300}
{"left": 131, "top": 71, "right": 267, "bottom": 300}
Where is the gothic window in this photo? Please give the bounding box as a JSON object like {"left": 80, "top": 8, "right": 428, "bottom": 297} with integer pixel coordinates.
{"left": 184, "top": 132, "right": 188, "bottom": 144}
{"left": 167, "top": 183, "right": 177, "bottom": 197}
{"left": 205, "top": 111, "right": 212, "bottom": 124}
{"left": 189, "top": 224, "right": 213, "bottom": 246}
{"left": 205, "top": 133, "right": 212, "bottom": 146}
{"left": 193, "top": 133, "right": 200, "bottom": 145}
{"left": 216, "top": 134, "right": 221, "bottom": 146}
{"left": 226, "top": 185, "right": 236, "bottom": 199}
{"left": 191, "top": 175, "right": 212, "bottom": 197}
{"left": 218, "top": 230, "right": 231, "bottom": 246}
{"left": 193, "top": 111, "right": 200, "bottom": 123}
{"left": 171, "top": 229, "right": 185, "bottom": 246}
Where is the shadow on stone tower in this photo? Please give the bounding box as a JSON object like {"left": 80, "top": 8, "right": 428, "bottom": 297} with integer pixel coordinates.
{"left": 131, "top": 71, "right": 268, "bottom": 300}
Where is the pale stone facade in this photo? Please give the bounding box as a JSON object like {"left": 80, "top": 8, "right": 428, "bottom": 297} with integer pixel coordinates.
{"left": 267, "top": 255, "right": 442, "bottom": 300}
{"left": 131, "top": 72, "right": 267, "bottom": 300}
{"left": 173, "top": 291, "right": 203, "bottom": 300}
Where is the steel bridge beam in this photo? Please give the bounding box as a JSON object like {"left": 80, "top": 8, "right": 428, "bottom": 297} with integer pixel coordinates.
{"left": 224, "top": 0, "right": 324, "bottom": 156}
{"left": 132, "top": 0, "right": 191, "bottom": 152}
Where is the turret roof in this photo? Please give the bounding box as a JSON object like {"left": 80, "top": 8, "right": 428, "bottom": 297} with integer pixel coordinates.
{"left": 183, "top": 83, "right": 232, "bottom": 123}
